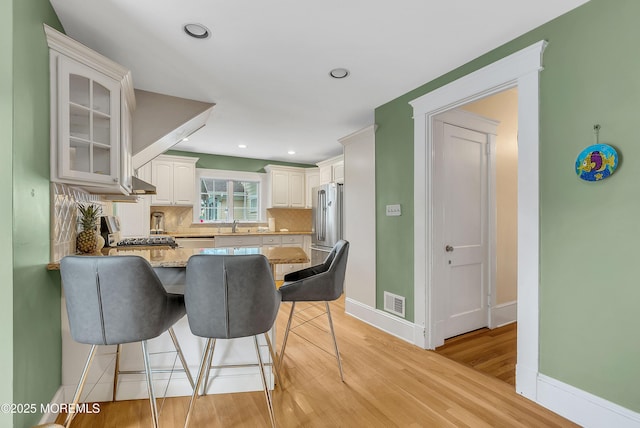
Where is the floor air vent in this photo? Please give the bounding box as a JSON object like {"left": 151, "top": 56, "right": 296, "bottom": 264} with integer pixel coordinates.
{"left": 384, "top": 291, "right": 405, "bottom": 317}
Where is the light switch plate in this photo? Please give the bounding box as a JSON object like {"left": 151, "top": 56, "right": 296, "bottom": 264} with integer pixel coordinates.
{"left": 386, "top": 204, "right": 401, "bottom": 216}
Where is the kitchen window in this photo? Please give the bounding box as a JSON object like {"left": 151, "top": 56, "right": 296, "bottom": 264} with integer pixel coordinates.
{"left": 195, "top": 169, "right": 266, "bottom": 223}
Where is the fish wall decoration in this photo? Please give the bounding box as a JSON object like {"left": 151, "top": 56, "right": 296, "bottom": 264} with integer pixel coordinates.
{"left": 575, "top": 143, "right": 618, "bottom": 181}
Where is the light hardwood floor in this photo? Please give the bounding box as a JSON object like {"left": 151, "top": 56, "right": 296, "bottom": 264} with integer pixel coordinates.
{"left": 57, "top": 298, "right": 576, "bottom": 427}
{"left": 435, "top": 323, "right": 517, "bottom": 386}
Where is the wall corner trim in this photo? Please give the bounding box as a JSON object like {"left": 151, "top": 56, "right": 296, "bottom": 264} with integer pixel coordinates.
{"left": 537, "top": 375, "right": 640, "bottom": 428}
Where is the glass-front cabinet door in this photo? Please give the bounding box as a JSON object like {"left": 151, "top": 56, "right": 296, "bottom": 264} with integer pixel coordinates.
{"left": 57, "top": 55, "right": 120, "bottom": 185}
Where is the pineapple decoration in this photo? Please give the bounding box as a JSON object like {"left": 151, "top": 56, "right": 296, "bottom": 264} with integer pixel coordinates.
{"left": 76, "top": 203, "right": 102, "bottom": 253}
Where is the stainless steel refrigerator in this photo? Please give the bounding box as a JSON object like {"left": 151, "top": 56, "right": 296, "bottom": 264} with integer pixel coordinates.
{"left": 311, "top": 182, "right": 343, "bottom": 265}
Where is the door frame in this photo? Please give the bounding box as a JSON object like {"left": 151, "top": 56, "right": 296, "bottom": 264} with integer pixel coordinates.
{"left": 432, "top": 110, "right": 498, "bottom": 341}
{"left": 409, "top": 40, "right": 547, "bottom": 400}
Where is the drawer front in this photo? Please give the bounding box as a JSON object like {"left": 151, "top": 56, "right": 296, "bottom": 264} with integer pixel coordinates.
{"left": 261, "top": 235, "right": 282, "bottom": 246}
{"left": 281, "top": 235, "right": 304, "bottom": 245}
{"left": 215, "top": 235, "right": 262, "bottom": 248}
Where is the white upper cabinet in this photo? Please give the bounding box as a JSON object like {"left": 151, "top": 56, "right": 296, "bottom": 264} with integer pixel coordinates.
{"left": 317, "top": 155, "right": 344, "bottom": 185}
{"left": 305, "top": 168, "right": 320, "bottom": 208}
{"left": 150, "top": 155, "right": 198, "bottom": 206}
{"left": 45, "top": 24, "right": 135, "bottom": 194}
{"left": 264, "top": 165, "right": 306, "bottom": 208}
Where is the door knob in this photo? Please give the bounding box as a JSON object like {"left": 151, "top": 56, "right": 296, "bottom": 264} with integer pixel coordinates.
{"left": 445, "top": 245, "right": 454, "bottom": 252}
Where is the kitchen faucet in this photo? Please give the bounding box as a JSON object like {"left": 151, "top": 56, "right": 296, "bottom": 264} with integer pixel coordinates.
{"left": 232, "top": 220, "right": 238, "bottom": 233}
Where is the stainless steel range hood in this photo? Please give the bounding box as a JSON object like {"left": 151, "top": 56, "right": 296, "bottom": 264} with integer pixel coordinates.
{"left": 131, "top": 175, "right": 156, "bottom": 195}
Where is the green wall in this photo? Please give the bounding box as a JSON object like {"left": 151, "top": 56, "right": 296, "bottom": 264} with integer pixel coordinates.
{"left": 0, "top": 1, "right": 14, "bottom": 427}
{"left": 11, "top": 1, "right": 64, "bottom": 427}
{"left": 167, "top": 149, "right": 315, "bottom": 172}
{"left": 375, "top": 0, "right": 640, "bottom": 412}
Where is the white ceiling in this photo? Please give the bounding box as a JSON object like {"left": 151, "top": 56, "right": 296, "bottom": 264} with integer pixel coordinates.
{"left": 49, "top": 0, "right": 589, "bottom": 165}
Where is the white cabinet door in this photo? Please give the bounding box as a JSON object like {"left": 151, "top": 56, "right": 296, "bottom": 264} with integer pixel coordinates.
{"left": 317, "top": 155, "right": 344, "bottom": 185}
{"left": 57, "top": 55, "right": 121, "bottom": 186}
{"left": 333, "top": 161, "right": 345, "bottom": 184}
{"left": 46, "top": 24, "right": 136, "bottom": 195}
{"left": 271, "top": 170, "right": 290, "bottom": 207}
{"left": 266, "top": 165, "right": 308, "bottom": 208}
{"left": 305, "top": 170, "right": 320, "bottom": 208}
{"left": 115, "top": 198, "right": 150, "bottom": 238}
{"left": 173, "top": 162, "right": 196, "bottom": 205}
{"left": 319, "top": 166, "right": 332, "bottom": 184}
{"left": 289, "top": 171, "right": 305, "bottom": 208}
{"left": 150, "top": 156, "right": 197, "bottom": 206}
{"left": 151, "top": 160, "right": 174, "bottom": 205}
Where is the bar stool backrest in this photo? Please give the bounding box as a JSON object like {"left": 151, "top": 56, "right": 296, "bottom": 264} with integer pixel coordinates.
{"left": 60, "top": 255, "right": 185, "bottom": 345}
{"left": 185, "top": 254, "right": 280, "bottom": 339}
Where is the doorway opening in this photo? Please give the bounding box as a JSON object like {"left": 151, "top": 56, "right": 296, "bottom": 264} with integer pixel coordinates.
{"left": 410, "top": 41, "right": 546, "bottom": 399}
{"left": 432, "top": 88, "right": 519, "bottom": 386}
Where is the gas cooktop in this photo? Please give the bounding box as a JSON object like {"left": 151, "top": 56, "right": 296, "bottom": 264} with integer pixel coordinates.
{"left": 117, "top": 236, "right": 178, "bottom": 248}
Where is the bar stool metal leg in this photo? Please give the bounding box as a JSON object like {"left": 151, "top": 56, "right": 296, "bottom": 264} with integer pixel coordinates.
{"left": 263, "top": 332, "right": 282, "bottom": 388}
{"left": 168, "top": 327, "right": 195, "bottom": 389}
{"left": 112, "top": 344, "right": 121, "bottom": 402}
{"left": 278, "top": 302, "right": 296, "bottom": 372}
{"left": 185, "top": 338, "right": 213, "bottom": 428}
{"left": 202, "top": 338, "right": 217, "bottom": 396}
{"left": 64, "top": 344, "right": 97, "bottom": 428}
{"left": 325, "top": 302, "right": 344, "bottom": 382}
{"left": 141, "top": 340, "right": 159, "bottom": 428}
{"left": 254, "top": 336, "right": 276, "bottom": 428}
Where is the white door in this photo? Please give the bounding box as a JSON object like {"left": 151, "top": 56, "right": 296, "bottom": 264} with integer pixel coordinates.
{"left": 434, "top": 112, "right": 495, "bottom": 341}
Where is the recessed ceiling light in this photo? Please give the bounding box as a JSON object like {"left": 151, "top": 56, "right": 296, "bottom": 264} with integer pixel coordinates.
{"left": 183, "top": 23, "right": 211, "bottom": 39}
{"left": 238, "top": 144, "right": 247, "bottom": 149}
{"left": 288, "top": 150, "right": 296, "bottom": 155}
{"left": 329, "top": 68, "right": 350, "bottom": 79}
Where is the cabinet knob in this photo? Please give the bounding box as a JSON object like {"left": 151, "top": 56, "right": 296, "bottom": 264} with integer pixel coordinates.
{"left": 113, "top": 178, "right": 119, "bottom": 183}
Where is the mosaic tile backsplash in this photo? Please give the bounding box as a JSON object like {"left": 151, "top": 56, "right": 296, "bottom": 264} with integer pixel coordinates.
{"left": 51, "top": 183, "right": 110, "bottom": 262}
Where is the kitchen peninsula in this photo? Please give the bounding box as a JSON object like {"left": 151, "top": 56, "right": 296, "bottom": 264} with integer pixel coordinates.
{"left": 49, "top": 245, "right": 309, "bottom": 404}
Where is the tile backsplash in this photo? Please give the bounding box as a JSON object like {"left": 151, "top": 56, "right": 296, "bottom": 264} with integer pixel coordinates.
{"left": 51, "top": 183, "right": 110, "bottom": 262}
{"left": 266, "top": 208, "right": 312, "bottom": 232}
{"left": 151, "top": 206, "right": 312, "bottom": 234}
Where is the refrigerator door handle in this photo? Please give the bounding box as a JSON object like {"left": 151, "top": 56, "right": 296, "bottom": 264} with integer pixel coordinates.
{"left": 317, "top": 189, "right": 326, "bottom": 242}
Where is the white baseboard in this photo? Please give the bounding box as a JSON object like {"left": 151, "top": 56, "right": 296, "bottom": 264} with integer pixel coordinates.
{"left": 490, "top": 300, "right": 517, "bottom": 328}
{"left": 38, "top": 386, "right": 65, "bottom": 425}
{"left": 345, "top": 297, "right": 415, "bottom": 343}
{"left": 537, "top": 374, "right": 640, "bottom": 428}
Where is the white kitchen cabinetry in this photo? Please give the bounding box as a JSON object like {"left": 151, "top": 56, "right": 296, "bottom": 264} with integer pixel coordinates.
{"left": 150, "top": 155, "right": 198, "bottom": 206}
{"left": 264, "top": 165, "right": 305, "bottom": 208}
{"left": 214, "top": 235, "right": 262, "bottom": 248}
{"left": 114, "top": 197, "right": 150, "bottom": 238}
{"left": 114, "top": 162, "right": 152, "bottom": 238}
{"left": 317, "top": 155, "right": 344, "bottom": 185}
{"left": 277, "top": 235, "right": 307, "bottom": 279}
{"left": 45, "top": 24, "right": 135, "bottom": 195}
{"left": 305, "top": 168, "right": 320, "bottom": 208}
{"left": 215, "top": 233, "right": 310, "bottom": 279}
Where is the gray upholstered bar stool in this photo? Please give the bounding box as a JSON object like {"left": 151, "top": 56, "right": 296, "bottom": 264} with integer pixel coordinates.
{"left": 184, "top": 254, "right": 281, "bottom": 428}
{"left": 279, "top": 240, "right": 349, "bottom": 381}
{"left": 59, "top": 255, "right": 194, "bottom": 428}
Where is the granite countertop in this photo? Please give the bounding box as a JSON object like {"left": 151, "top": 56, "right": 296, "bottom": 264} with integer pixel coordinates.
{"left": 168, "top": 231, "right": 311, "bottom": 238}
{"left": 47, "top": 246, "right": 310, "bottom": 270}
